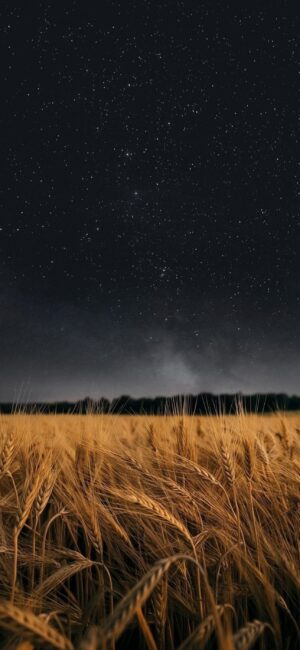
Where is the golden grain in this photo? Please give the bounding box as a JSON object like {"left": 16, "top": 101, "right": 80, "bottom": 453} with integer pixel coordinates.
{"left": 0, "top": 411, "right": 298, "bottom": 649}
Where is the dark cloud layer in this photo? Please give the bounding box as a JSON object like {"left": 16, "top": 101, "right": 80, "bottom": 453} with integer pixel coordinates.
{"left": 0, "top": 288, "right": 298, "bottom": 402}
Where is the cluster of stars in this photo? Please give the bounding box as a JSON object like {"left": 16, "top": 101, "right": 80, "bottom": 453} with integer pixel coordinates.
{"left": 0, "top": 1, "right": 298, "bottom": 367}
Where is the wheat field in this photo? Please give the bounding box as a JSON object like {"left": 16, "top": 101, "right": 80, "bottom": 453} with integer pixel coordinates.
{"left": 0, "top": 411, "right": 299, "bottom": 649}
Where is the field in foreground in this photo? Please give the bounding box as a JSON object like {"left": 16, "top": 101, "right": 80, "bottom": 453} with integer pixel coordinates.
{"left": 0, "top": 413, "right": 299, "bottom": 649}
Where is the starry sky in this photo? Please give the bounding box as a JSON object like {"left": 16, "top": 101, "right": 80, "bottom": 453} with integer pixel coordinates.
{"left": 0, "top": 1, "right": 299, "bottom": 402}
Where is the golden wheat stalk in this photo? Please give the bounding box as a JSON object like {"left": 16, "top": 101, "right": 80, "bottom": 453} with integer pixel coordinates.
{"left": 83, "top": 555, "right": 190, "bottom": 647}
{"left": 161, "top": 476, "right": 200, "bottom": 522}
{"left": 15, "top": 475, "right": 44, "bottom": 536}
{"left": 178, "top": 604, "right": 228, "bottom": 649}
{"left": 136, "top": 606, "right": 157, "bottom": 650}
{"left": 146, "top": 423, "right": 157, "bottom": 453}
{"left": 175, "top": 419, "right": 191, "bottom": 459}
{"left": 123, "top": 492, "right": 192, "bottom": 543}
{"left": 99, "top": 504, "right": 131, "bottom": 545}
{"left": 102, "top": 556, "right": 177, "bottom": 643}
{"left": 0, "top": 430, "right": 14, "bottom": 476}
{"left": 185, "top": 460, "right": 222, "bottom": 487}
{"left": 153, "top": 575, "right": 168, "bottom": 633}
{"left": 243, "top": 441, "right": 253, "bottom": 482}
{"left": 12, "top": 473, "right": 44, "bottom": 601}
{"left": 123, "top": 453, "right": 148, "bottom": 475}
{"left": 33, "top": 474, "right": 56, "bottom": 523}
{"left": 0, "top": 599, "right": 73, "bottom": 650}
{"left": 281, "top": 419, "right": 292, "bottom": 451}
{"left": 254, "top": 440, "right": 269, "bottom": 466}
{"left": 220, "top": 441, "right": 235, "bottom": 488}
{"left": 85, "top": 507, "right": 103, "bottom": 557}
{"left": 233, "top": 619, "right": 271, "bottom": 649}
{"left": 33, "top": 557, "right": 94, "bottom": 600}
{"left": 181, "top": 458, "right": 238, "bottom": 521}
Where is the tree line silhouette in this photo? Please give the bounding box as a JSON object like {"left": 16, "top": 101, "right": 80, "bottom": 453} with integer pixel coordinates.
{"left": 0, "top": 392, "right": 300, "bottom": 414}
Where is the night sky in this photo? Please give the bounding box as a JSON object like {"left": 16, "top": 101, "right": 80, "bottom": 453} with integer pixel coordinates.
{"left": 0, "top": 2, "right": 299, "bottom": 402}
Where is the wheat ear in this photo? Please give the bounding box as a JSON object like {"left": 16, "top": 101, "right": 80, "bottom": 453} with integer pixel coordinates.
{"left": 178, "top": 604, "right": 228, "bottom": 649}
{"left": 146, "top": 423, "right": 157, "bottom": 453}
{"left": 15, "top": 474, "right": 43, "bottom": 536}
{"left": 220, "top": 441, "right": 235, "bottom": 488}
{"left": 254, "top": 440, "right": 269, "bottom": 466}
{"left": 100, "top": 504, "right": 131, "bottom": 545}
{"left": 12, "top": 474, "right": 43, "bottom": 601}
{"left": 187, "top": 460, "right": 223, "bottom": 487}
{"left": 0, "top": 430, "right": 14, "bottom": 475}
{"left": 86, "top": 507, "right": 103, "bottom": 557}
{"left": 233, "top": 619, "right": 271, "bottom": 649}
{"left": 33, "top": 474, "right": 56, "bottom": 523}
{"left": 124, "top": 492, "right": 192, "bottom": 543}
{"left": 243, "top": 441, "right": 253, "bottom": 482}
{"left": 0, "top": 599, "right": 73, "bottom": 650}
{"left": 281, "top": 419, "right": 291, "bottom": 451}
{"left": 100, "top": 552, "right": 223, "bottom": 647}
{"left": 101, "top": 555, "right": 183, "bottom": 644}
{"left": 153, "top": 576, "right": 168, "bottom": 636}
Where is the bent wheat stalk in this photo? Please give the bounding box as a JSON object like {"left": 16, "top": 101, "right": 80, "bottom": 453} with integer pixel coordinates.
{"left": 122, "top": 492, "right": 193, "bottom": 544}
{"left": 0, "top": 599, "right": 73, "bottom": 650}
{"left": 86, "top": 554, "right": 223, "bottom": 648}
{"left": 178, "top": 604, "right": 230, "bottom": 649}
{"left": 220, "top": 441, "right": 235, "bottom": 488}
{"left": 103, "top": 556, "right": 179, "bottom": 644}
{"left": 12, "top": 473, "right": 44, "bottom": 601}
{"left": 0, "top": 430, "right": 14, "bottom": 476}
{"left": 136, "top": 606, "right": 157, "bottom": 650}
{"left": 122, "top": 491, "right": 206, "bottom": 618}
{"left": 233, "top": 619, "right": 273, "bottom": 650}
